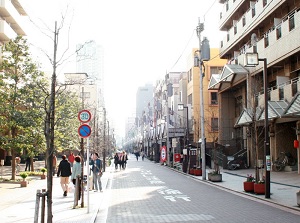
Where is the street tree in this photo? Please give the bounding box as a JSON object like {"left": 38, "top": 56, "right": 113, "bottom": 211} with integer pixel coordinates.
{"left": 0, "top": 36, "right": 47, "bottom": 180}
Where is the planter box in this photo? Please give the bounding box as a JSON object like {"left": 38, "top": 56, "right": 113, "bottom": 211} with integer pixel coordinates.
{"left": 189, "top": 169, "right": 195, "bottom": 175}
{"left": 208, "top": 173, "right": 212, "bottom": 181}
{"left": 243, "top": 181, "right": 254, "bottom": 192}
{"left": 41, "top": 175, "right": 46, "bottom": 179}
{"left": 297, "top": 191, "right": 300, "bottom": 206}
{"left": 210, "top": 174, "right": 222, "bottom": 182}
{"left": 254, "top": 183, "right": 265, "bottom": 195}
{"left": 194, "top": 169, "right": 202, "bottom": 176}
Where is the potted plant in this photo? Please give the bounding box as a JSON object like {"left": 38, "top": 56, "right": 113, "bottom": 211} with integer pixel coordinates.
{"left": 254, "top": 177, "right": 265, "bottom": 195}
{"left": 297, "top": 191, "right": 300, "bottom": 206}
{"left": 243, "top": 174, "right": 255, "bottom": 192}
{"left": 20, "top": 172, "right": 28, "bottom": 187}
{"left": 40, "top": 168, "right": 47, "bottom": 179}
{"left": 209, "top": 143, "right": 222, "bottom": 182}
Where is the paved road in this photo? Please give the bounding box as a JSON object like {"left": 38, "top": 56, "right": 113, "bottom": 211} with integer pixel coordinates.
{"left": 96, "top": 156, "right": 300, "bottom": 223}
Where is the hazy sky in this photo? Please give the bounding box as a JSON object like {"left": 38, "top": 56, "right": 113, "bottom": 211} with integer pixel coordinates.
{"left": 20, "top": 0, "right": 224, "bottom": 138}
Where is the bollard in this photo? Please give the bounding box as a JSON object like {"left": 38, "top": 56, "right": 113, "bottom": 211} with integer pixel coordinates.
{"left": 34, "top": 189, "right": 47, "bottom": 223}
{"left": 34, "top": 190, "right": 41, "bottom": 223}
{"left": 73, "top": 175, "right": 81, "bottom": 208}
{"left": 41, "top": 189, "right": 46, "bottom": 223}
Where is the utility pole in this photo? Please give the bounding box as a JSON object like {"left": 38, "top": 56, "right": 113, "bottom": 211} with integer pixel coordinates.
{"left": 103, "top": 108, "right": 106, "bottom": 172}
{"left": 107, "top": 120, "right": 109, "bottom": 170}
{"left": 196, "top": 18, "right": 206, "bottom": 180}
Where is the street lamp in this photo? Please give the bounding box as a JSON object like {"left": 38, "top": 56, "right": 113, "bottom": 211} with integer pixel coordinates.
{"left": 245, "top": 33, "right": 270, "bottom": 198}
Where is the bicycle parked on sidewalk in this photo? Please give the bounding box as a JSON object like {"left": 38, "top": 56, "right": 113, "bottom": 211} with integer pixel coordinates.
{"left": 272, "top": 151, "right": 296, "bottom": 171}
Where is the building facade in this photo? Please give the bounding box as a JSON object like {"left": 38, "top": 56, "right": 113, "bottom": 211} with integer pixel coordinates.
{"left": 210, "top": 0, "right": 300, "bottom": 172}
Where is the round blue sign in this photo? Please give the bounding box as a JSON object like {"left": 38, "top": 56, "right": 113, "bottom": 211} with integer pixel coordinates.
{"left": 78, "top": 124, "right": 91, "bottom": 138}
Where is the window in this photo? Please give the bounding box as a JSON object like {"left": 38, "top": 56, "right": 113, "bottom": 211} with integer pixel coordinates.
{"left": 252, "top": 7, "right": 256, "bottom": 18}
{"left": 210, "top": 92, "right": 218, "bottom": 105}
{"left": 234, "top": 25, "right": 237, "bottom": 35}
{"left": 263, "top": 0, "right": 267, "bottom": 7}
{"left": 264, "top": 35, "right": 269, "bottom": 47}
{"left": 211, "top": 118, "right": 218, "bottom": 132}
{"left": 188, "top": 93, "right": 193, "bottom": 106}
{"left": 276, "top": 26, "right": 281, "bottom": 39}
{"left": 227, "top": 33, "right": 230, "bottom": 41}
{"left": 289, "top": 15, "right": 295, "bottom": 31}
{"left": 242, "top": 16, "right": 246, "bottom": 27}
{"left": 235, "top": 96, "right": 243, "bottom": 117}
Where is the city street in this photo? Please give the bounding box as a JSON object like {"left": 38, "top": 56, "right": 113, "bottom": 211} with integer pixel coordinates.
{"left": 96, "top": 155, "right": 300, "bottom": 223}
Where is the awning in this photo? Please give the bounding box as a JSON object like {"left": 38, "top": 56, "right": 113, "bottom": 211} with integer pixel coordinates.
{"left": 284, "top": 92, "right": 300, "bottom": 117}
{"left": 208, "top": 74, "right": 221, "bottom": 90}
{"left": 208, "top": 64, "right": 248, "bottom": 90}
{"left": 235, "top": 107, "right": 262, "bottom": 127}
{"left": 259, "top": 100, "right": 288, "bottom": 121}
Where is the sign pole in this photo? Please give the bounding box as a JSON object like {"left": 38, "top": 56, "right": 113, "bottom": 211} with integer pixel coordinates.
{"left": 86, "top": 137, "right": 90, "bottom": 213}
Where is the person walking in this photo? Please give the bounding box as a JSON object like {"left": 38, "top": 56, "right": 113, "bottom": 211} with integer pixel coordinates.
{"left": 141, "top": 150, "right": 145, "bottom": 161}
{"left": 90, "top": 153, "right": 103, "bottom": 192}
{"left": 68, "top": 152, "right": 75, "bottom": 168}
{"left": 113, "top": 152, "right": 119, "bottom": 170}
{"left": 71, "top": 156, "right": 82, "bottom": 200}
{"left": 121, "top": 151, "right": 128, "bottom": 169}
{"left": 57, "top": 155, "right": 72, "bottom": 197}
{"left": 25, "top": 156, "right": 30, "bottom": 171}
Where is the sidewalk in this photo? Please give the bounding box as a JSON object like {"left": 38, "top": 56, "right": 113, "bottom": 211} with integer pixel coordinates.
{"left": 0, "top": 161, "right": 112, "bottom": 223}
{"left": 183, "top": 167, "right": 300, "bottom": 212}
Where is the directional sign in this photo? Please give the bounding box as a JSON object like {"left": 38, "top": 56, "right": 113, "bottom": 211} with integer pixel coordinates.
{"left": 78, "top": 110, "right": 91, "bottom": 123}
{"left": 78, "top": 124, "right": 91, "bottom": 138}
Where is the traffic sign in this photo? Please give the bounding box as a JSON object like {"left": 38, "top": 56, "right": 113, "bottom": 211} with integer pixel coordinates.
{"left": 161, "top": 146, "right": 167, "bottom": 162}
{"left": 78, "top": 124, "right": 91, "bottom": 138}
{"left": 78, "top": 110, "right": 91, "bottom": 123}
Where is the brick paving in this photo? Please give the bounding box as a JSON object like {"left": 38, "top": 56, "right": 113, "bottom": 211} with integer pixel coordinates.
{"left": 0, "top": 157, "right": 300, "bottom": 222}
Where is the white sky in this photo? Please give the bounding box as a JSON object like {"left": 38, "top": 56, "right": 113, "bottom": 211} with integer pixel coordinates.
{"left": 20, "top": 0, "right": 225, "bottom": 139}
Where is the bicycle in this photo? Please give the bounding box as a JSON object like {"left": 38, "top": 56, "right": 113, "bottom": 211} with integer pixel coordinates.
{"left": 272, "top": 152, "right": 296, "bottom": 171}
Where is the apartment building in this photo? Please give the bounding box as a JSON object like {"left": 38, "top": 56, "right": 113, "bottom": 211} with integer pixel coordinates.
{"left": 210, "top": 0, "right": 300, "bottom": 170}
{"left": 0, "top": 0, "right": 27, "bottom": 164}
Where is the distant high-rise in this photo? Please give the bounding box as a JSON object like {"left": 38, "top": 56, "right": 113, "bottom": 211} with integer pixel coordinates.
{"left": 76, "top": 40, "right": 105, "bottom": 107}
{"left": 136, "top": 83, "right": 154, "bottom": 126}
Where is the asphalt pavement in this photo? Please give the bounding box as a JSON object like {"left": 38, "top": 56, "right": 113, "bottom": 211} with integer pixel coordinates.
{"left": 0, "top": 156, "right": 299, "bottom": 223}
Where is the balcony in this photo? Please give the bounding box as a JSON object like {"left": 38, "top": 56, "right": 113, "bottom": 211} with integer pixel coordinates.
{"left": 0, "top": 0, "right": 26, "bottom": 36}
{"left": 220, "top": 0, "right": 284, "bottom": 57}
{"left": 0, "top": 19, "right": 16, "bottom": 42}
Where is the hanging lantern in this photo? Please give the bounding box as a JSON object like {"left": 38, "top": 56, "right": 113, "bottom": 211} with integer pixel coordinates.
{"left": 294, "top": 140, "right": 299, "bottom": 149}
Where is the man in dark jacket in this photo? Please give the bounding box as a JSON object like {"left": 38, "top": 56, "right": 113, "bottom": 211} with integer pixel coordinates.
{"left": 57, "top": 155, "right": 72, "bottom": 196}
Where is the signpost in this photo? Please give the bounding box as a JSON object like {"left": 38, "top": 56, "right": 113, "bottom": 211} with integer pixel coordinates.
{"left": 78, "top": 110, "right": 91, "bottom": 213}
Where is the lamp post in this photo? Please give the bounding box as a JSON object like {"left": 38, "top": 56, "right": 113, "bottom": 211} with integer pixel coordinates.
{"left": 245, "top": 34, "right": 270, "bottom": 198}
{"left": 178, "top": 104, "right": 189, "bottom": 169}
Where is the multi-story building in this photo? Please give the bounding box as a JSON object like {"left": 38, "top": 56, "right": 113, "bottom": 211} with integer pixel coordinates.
{"left": 0, "top": 0, "right": 27, "bottom": 164}
{"left": 210, "top": 0, "right": 300, "bottom": 171}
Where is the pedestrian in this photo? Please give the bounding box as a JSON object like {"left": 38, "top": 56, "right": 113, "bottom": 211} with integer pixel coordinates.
{"left": 68, "top": 152, "right": 75, "bottom": 168}
{"left": 118, "top": 152, "right": 123, "bottom": 170}
{"left": 114, "top": 152, "right": 119, "bottom": 170}
{"left": 71, "top": 156, "right": 82, "bottom": 200}
{"left": 25, "top": 156, "right": 30, "bottom": 171}
{"left": 53, "top": 153, "right": 57, "bottom": 176}
{"left": 90, "top": 153, "right": 103, "bottom": 192}
{"left": 57, "top": 155, "right": 72, "bottom": 197}
{"left": 121, "top": 151, "right": 128, "bottom": 169}
{"left": 141, "top": 150, "right": 145, "bottom": 161}
{"left": 135, "top": 151, "right": 140, "bottom": 161}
